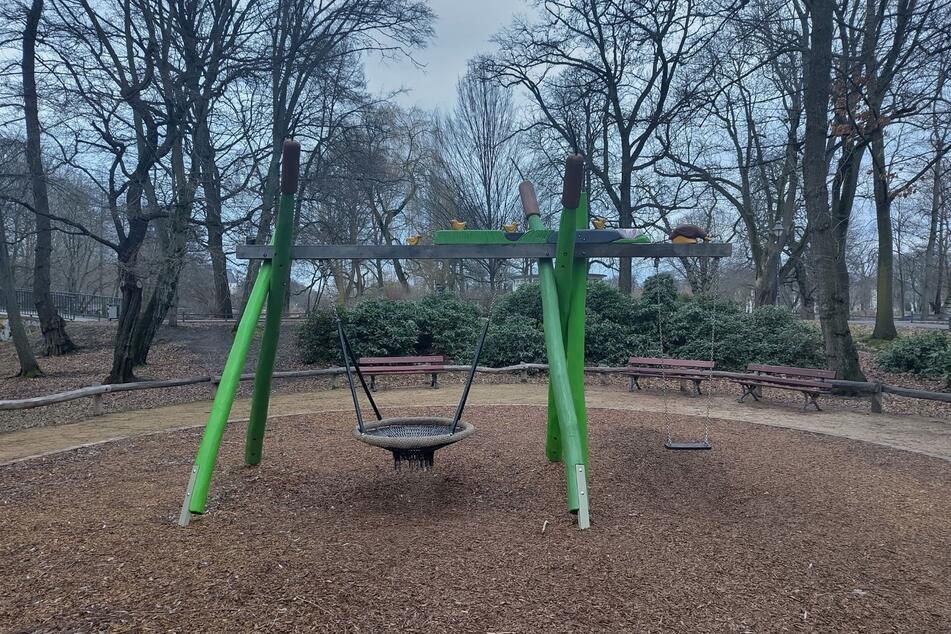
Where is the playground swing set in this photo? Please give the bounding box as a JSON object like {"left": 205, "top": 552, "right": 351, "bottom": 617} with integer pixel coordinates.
{"left": 177, "top": 140, "right": 731, "bottom": 530}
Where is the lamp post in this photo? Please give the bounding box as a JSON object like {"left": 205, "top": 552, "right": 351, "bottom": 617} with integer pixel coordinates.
{"left": 771, "top": 220, "right": 784, "bottom": 305}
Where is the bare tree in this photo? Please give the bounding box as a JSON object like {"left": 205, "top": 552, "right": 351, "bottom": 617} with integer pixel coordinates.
{"left": 494, "top": 0, "right": 735, "bottom": 293}
{"left": 236, "top": 0, "right": 434, "bottom": 312}
{"left": 802, "top": 0, "right": 865, "bottom": 380}
{"left": 429, "top": 63, "right": 523, "bottom": 291}
{"left": 18, "top": 0, "right": 76, "bottom": 355}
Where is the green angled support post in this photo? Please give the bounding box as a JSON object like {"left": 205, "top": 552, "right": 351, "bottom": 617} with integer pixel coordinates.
{"left": 180, "top": 259, "right": 273, "bottom": 524}
{"left": 245, "top": 139, "right": 301, "bottom": 465}
{"left": 177, "top": 139, "right": 300, "bottom": 527}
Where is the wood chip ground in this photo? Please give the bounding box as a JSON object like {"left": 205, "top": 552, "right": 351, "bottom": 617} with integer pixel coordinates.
{"left": 1, "top": 405, "right": 948, "bottom": 632}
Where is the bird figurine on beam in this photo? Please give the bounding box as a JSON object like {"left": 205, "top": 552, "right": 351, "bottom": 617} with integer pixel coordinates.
{"left": 450, "top": 219, "right": 466, "bottom": 230}
{"left": 406, "top": 235, "right": 422, "bottom": 246}
{"left": 670, "top": 224, "right": 710, "bottom": 244}
{"left": 592, "top": 217, "right": 607, "bottom": 230}
{"left": 502, "top": 222, "right": 518, "bottom": 233}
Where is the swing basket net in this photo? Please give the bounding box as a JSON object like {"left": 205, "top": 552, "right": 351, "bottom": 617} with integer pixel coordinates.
{"left": 353, "top": 417, "right": 476, "bottom": 470}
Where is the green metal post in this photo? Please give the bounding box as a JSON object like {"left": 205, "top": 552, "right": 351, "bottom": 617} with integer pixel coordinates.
{"left": 245, "top": 139, "right": 301, "bottom": 465}
{"left": 567, "top": 193, "right": 589, "bottom": 463}
{"left": 545, "top": 199, "right": 578, "bottom": 462}
{"left": 183, "top": 261, "right": 272, "bottom": 517}
{"left": 536, "top": 254, "right": 584, "bottom": 511}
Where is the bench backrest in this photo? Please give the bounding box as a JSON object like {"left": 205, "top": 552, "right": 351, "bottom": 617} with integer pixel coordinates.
{"left": 746, "top": 363, "right": 835, "bottom": 380}
{"left": 358, "top": 355, "right": 446, "bottom": 367}
{"left": 627, "top": 357, "right": 715, "bottom": 369}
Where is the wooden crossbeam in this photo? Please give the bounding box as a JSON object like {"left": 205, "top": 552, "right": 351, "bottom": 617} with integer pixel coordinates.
{"left": 236, "top": 242, "right": 732, "bottom": 260}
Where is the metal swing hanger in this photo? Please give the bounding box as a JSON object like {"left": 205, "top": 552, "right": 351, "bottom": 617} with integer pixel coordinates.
{"left": 334, "top": 307, "right": 490, "bottom": 436}
{"left": 656, "top": 257, "right": 714, "bottom": 451}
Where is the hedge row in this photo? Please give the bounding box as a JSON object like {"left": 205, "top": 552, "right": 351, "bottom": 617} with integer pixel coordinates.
{"left": 876, "top": 331, "right": 951, "bottom": 384}
{"left": 297, "top": 277, "right": 824, "bottom": 371}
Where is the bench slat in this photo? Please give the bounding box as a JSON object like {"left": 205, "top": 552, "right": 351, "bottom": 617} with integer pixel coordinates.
{"left": 625, "top": 369, "right": 711, "bottom": 380}
{"left": 627, "top": 357, "right": 715, "bottom": 369}
{"left": 358, "top": 356, "right": 445, "bottom": 366}
{"left": 358, "top": 365, "right": 445, "bottom": 373}
{"left": 746, "top": 363, "right": 835, "bottom": 379}
{"left": 733, "top": 377, "right": 832, "bottom": 392}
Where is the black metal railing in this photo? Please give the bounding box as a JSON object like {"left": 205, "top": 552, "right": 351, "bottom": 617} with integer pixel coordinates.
{"left": 0, "top": 288, "right": 120, "bottom": 321}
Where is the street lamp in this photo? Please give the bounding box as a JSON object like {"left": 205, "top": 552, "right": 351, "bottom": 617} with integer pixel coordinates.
{"left": 771, "top": 221, "right": 784, "bottom": 305}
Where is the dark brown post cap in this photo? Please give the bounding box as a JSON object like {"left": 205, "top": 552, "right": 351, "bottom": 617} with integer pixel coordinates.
{"left": 519, "top": 181, "right": 540, "bottom": 218}
{"left": 561, "top": 154, "right": 585, "bottom": 209}
{"left": 281, "top": 139, "right": 301, "bottom": 194}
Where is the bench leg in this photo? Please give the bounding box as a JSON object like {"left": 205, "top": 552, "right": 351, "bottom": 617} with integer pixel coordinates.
{"left": 800, "top": 392, "right": 821, "bottom": 412}
{"left": 370, "top": 375, "right": 377, "bottom": 392}
{"left": 629, "top": 376, "right": 640, "bottom": 392}
{"left": 692, "top": 380, "right": 702, "bottom": 397}
{"left": 737, "top": 384, "right": 760, "bottom": 403}
{"left": 431, "top": 373, "right": 438, "bottom": 389}
{"left": 679, "top": 379, "right": 688, "bottom": 393}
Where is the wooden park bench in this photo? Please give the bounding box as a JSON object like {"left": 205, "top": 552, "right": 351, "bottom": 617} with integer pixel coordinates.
{"left": 357, "top": 355, "right": 446, "bottom": 391}
{"left": 731, "top": 363, "right": 835, "bottom": 411}
{"left": 625, "top": 357, "right": 716, "bottom": 396}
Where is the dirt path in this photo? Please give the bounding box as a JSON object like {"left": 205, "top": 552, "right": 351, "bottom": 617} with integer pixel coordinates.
{"left": 2, "top": 383, "right": 949, "bottom": 464}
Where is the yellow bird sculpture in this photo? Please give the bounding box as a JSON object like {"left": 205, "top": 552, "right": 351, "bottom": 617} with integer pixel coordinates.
{"left": 407, "top": 235, "right": 422, "bottom": 246}
{"left": 502, "top": 222, "right": 518, "bottom": 233}
{"left": 592, "top": 217, "right": 607, "bottom": 230}
{"left": 450, "top": 219, "right": 466, "bottom": 230}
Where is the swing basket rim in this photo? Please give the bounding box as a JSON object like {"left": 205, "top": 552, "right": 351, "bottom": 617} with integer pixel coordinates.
{"left": 353, "top": 416, "right": 476, "bottom": 449}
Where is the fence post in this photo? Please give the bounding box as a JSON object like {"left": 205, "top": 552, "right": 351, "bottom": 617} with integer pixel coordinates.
{"left": 92, "top": 393, "right": 103, "bottom": 416}
{"left": 869, "top": 381, "right": 883, "bottom": 414}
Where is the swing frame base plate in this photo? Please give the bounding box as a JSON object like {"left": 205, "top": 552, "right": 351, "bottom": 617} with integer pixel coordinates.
{"left": 665, "top": 441, "right": 712, "bottom": 451}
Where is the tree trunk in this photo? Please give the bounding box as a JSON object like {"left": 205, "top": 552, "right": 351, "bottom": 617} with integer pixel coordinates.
{"left": 22, "top": 0, "right": 75, "bottom": 356}
{"left": 801, "top": 0, "right": 865, "bottom": 381}
{"left": 618, "top": 167, "right": 633, "bottom": 294}
{"left": 922, "top": 158, "right": 941, "bottom": 313}
{"left": 105, "top": 182, "right": 151, "bottom": 384}
{"left": 794, "top": 258, "right": 816, "bottom": 319}
{"left": 0, "top": 209, "right": 42, "bottom": 377}
{"left": 755, "top": 251, "right": 781, "bottom": 306}
{"left": 195, "top": 119, "right": 233, "bottom": 319}
{"left": 130, "top": 139, "right": 193, "bottom": 365}
{"left": 870, "top": 129, "right": 897, "bottom": 339}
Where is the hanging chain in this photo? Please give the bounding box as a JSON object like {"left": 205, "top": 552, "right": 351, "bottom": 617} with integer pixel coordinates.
{"left": 702, "top": 256, "right": 721, "bottom": 444}
{"left": 653, "top": 258, "right": 673, "bottom": 444}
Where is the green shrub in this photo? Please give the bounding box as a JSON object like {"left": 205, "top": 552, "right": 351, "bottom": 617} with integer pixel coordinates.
{"left": 877, "top": 331, "right": 951, "bottom": 378}
{"left": 339, "top": 298, "right": 419, "bottom": 358}
{"left": 586, "top": 280, "right": 636, "bottom": 324}
{"left": 297, "top": 308, "right": 339, "bottom": 365}
{"left": 415, "top": 293, "right": 482, "bottom": 362}
{"left": 481, "top": 315, "right": 547, "bottom": 366}
{"left": 714, "top": 306, "right": 824, "bottom": 371}
{"left": 297, "top": 283, "right": 824, "bottom": 373}
{"left": 585, "top": 317, "right": 660, "bottom": 365}
{"left": 492, "top": 283, "right": 543, "bottom": 323}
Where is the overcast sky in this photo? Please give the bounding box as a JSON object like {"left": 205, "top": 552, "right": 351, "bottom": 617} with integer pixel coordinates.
{"left": 363, "top": 0, "right": 523, "bottom": 112}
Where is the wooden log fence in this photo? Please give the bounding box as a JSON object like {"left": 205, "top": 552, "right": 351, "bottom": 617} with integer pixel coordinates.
{"left": 0, "top": 364, "right": 946, "bottom": 414}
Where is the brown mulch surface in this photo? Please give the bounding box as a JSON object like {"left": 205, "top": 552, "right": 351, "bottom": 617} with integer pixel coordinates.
{"left": 1, "top": 405, "right": 948, "bottom": 632}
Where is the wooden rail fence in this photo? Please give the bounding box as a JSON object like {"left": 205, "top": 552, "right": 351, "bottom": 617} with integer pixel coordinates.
{"left": 2, "top": 364, "right": 949, "bottom": 416}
